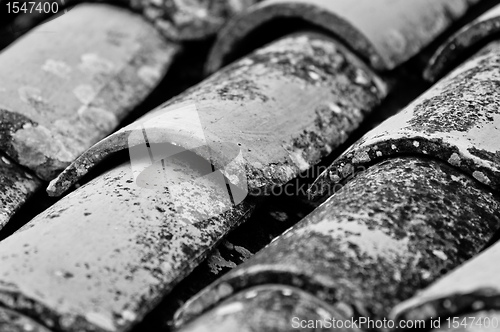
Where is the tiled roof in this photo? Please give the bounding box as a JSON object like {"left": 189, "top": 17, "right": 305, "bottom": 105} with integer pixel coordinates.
{"left": 0, "top": 1, "right": 499, "bottom": 331}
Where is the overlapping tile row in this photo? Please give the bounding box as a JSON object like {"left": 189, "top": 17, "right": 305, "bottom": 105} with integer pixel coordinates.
{"left": 0, "top": 1, "right": 492, "bottom": 331}
{"left": 0, "top": 3, "right": 174, "bottom": 231}
{"left": 47, "top": 30, "right": 387, "bottom": 197}
{"left": 0, "top": 30, "right": 388, "bottom": 332}
{"left": 205, "top": 0, "right": 481, "bottom": 73}
{"left": 310, "top": 31, "right": 500, "bottom": 199}
{"left": 0, "top": 1, "right": 261, "bottom": 329}
{"left": 388, "top": 7, "right": 500, "bottom": 329}
{"left": 0, "top": 0, "right": 476, "bottom": 330}
{"left": 174, "top": 4, "right": 500, "bottom": 331}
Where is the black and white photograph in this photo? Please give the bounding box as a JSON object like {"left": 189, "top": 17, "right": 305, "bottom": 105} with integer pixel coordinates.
{"left": 0, "top": 0, "right": 499, "bottom": 331}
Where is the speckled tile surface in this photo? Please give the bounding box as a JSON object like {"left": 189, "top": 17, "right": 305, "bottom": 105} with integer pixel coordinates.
{"left": 0, "top": 1, "right": 500, "bottom": 332}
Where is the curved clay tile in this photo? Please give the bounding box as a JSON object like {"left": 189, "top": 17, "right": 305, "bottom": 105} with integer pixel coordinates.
{"left": 173, "top": 157, "right": 500, "bottom": 329}
{"left": 0, "top": 32, "right": 387, "bottom": 332}
{"left": 178, "top": 285, "right": 361, "bottom": 332}
{"left": 0, "top": 158, "right": 255, "bottom": 332}
{"left": 0, "top": 1, "right": 258, "bottom": 231}
{"left": 47, "top": 31, "right": 387, "bottom": 197}
{"left": 205, "top": 0, "right": 481, "bottom": 73}
{"left": 424, "top": 4, "right": 500, "bottom": 82}
{"left": 0, "top": 4, "right": 174, "bottom": 181}
{"left": 392, "top": 236, "right": 500, "bottom": 327}
{"left": 310, "top": 38, "right": 500, "bottom": 199}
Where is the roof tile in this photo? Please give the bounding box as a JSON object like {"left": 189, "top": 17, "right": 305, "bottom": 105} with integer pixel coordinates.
{"left": 174, "top": 157, "right": 500, "bottom": 329}
{"left": 205, "top": 0, "right": 481, "bottom": 72}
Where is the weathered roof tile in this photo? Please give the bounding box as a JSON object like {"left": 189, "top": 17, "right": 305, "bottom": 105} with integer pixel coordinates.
{"left": 205, "top": 0, "right": 481, "bottom": 73}
{"left": 0, "top": 31, "right": 388, "bottom": 332}
{"left": 0, "top": 4, "right": 176, "bottom": 181}
{"left": 174, "top": 157, "right": 500, "bottom": 329}
{"left": 0, "top": 159, "right": 254, "bottom": 332}
{"left": 392, "top": 231, "right": 500, "bottom": 325}
{"left": 310, "top": 38, "right": 500, "bottom": 199}
{"left": 1, "top": 1, "right": 499, "bottom": 330}
{"left": 48, "top": 31, "right": 387, "bottom": 197}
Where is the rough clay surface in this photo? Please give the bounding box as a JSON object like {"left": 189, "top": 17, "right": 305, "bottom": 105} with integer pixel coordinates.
{"left": 178, "top": 285, "right": 361, "bottom": 332}
{"left": 0, "top": 4, "right": 175, "bottom": 180}
{"left": 49, "top": 32, "right": 386, "bottom": 197}
{"left": 0, "top": 154, "right": 41, "bottom": 231}
{"left": 393, "top": 233, "right": 500, "bottom": 323}
{"left": 174, "top": 157, "right": 500, "bottom": 326}
{"left": 311, "top": 39, "right": 500, "bottom": 199}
